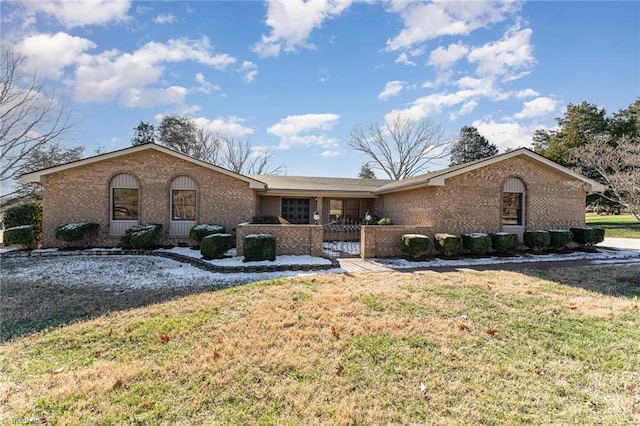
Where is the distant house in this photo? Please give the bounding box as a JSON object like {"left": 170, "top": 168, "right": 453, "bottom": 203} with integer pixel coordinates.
{"left": 21, "top": 143, "right": 605, "bottom": 251}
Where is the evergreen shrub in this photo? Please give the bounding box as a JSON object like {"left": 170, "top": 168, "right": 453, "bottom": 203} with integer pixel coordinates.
{"left": 244, "top": 233, "right": 276, "bottom": 262}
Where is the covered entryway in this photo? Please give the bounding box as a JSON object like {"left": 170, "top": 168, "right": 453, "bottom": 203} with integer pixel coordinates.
{"left": 502, "top": 177, "right": 526, "bottom": 241}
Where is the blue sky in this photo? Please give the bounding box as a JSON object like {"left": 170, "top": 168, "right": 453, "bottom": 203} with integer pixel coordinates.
{"left": 2, "top": 0, "right": 639, "bottom": 180}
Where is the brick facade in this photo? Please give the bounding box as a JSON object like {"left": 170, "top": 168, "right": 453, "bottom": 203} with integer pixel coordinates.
{"left": 236, "top": 224, "right": 323, "bottom": 256}
{"left": 40, "top": 150, "right": 256, "bottom": 247}
{"left": 380, "top": 157, "right": 586, "bottom": 235}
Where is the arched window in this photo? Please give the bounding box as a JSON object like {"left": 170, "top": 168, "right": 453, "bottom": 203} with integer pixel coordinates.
{"left": 170, "top": 176, "right": 197, "bottom": 236}
{"left": 502, "top": 177, "right": 525, "bottom": 226}
{"left": 110, "top": 174, "right": 139, "bottom": 236}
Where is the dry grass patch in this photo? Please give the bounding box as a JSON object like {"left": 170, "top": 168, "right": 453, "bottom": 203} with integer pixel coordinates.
{"left": 1, "top": 264, "right": 639, "bottom": 425}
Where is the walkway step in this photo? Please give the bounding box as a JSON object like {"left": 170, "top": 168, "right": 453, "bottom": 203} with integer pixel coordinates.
{"left": 337, "top": 258, "right": 395, "bottom": 273}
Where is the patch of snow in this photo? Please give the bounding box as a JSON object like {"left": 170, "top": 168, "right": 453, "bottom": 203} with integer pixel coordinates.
{"left": 5, "top": 224, "right": 33, "bottom": 230}
{"left": 192, "top": 224, "right": 224, "bottom": 232}
{"left": 32, "top": 248, "right": 59, "bottom": 253}
{"left": 158, "top": 246, "right": 332, "bottom": 266}
{"left": 403, "top": 234, "right": 428, "bottom": 239}
{"left": 0, "top": 247, "right": 17, "bottom": 254}
{"left": 463, "top": 233, "right": 489, "bottom": 238}
{"left": 245, "top": 233, "right": 274, "bottom": 239}
{"left": 374, "top": 248, "right": 640, "bottom": 269}
{"left": 1, "top": 255, "right": 343, "bottom": 291}
{"left": 58, "top": 222, "right": 90, "bottom": 231}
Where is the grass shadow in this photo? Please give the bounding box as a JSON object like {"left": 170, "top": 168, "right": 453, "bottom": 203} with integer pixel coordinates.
{"left": 0, "top": 255, "right": 250, "bottom": 342}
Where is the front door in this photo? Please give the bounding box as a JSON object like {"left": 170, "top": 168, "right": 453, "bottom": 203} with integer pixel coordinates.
{"left": 281, "top": 198, "right": 310, "bottom": 224}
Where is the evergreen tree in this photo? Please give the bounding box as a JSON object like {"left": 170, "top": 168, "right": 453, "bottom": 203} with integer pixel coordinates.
{"left": 358, "top": 163, "right": 376, "bottom": 179}
{"left": 449, "top": 126, "right": 498, "bottom": 166}
{"left": 131, "top": 121, "right": 156, "bottom": 146}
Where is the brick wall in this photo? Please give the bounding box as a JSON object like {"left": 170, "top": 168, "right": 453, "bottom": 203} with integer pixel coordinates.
{"left": 236, "top": 224, "right": 324, "bottom": 256}
{"left": 40, "top": 150, "right": 257, "bottom": 247}
{"left": 379, "top": 157, "right": 587, "bottom": 236}
{"left": 361, "top": 225, "right": 434, "bottom": 258}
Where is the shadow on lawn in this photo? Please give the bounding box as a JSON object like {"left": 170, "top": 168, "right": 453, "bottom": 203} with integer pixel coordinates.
{"left": 0, "top": 258, "right": 230, "bottom": 343}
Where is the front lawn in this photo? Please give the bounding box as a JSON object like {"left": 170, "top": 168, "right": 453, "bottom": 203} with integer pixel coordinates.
{"left": 586, "top": 213, "right": 640, "bottom": 238}
{"left": 1, "top": 257, "right": 639, "bottom": 425}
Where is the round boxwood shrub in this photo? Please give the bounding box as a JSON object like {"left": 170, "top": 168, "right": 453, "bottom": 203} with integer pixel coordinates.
{"left": 570, "top": 226, "right": 605, "bottom": 248}
{"left": 434, "top": 233, "right": 463, "bottom": 257}
{"left": 401, "top": 234, "right": 430, "bottom": 258}
{"left": 523, "top": 230, "right": 550, "bottom": 253}
{"left": 201, "top": 233, "right": 233, "bottom": 260}
{"left": 489, "top": 233, "right": 519, "bottom": 255}
{"left": 462, "top": 233, "right": 492, "bottom": 255}
{"left": 55, "top": 222, "right": 99, "bottom": 246}
{"left": 3, "top": 225, "right": 38, "bottom": 249}
{"left": 244, "top": 233, "right": 276, "bottom": 262}
{"left": 189, "top": 224, "right": 225, "bottom": 246}
{"left": 121, "top": 224, "right": 162, "bottom": 249}
{"left": 548, "top": 229, "right": 573, "bottom": 250}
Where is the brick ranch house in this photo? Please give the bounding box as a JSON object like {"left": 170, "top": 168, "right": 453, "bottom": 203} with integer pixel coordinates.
{"left": 21, "top": 143, "right": 605, "bottom": 256}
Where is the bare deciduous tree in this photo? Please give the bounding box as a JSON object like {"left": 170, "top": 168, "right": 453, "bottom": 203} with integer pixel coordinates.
{"left": 347, "top": 115, "right": 452, "bottom": 180}
{"left": 569, "top": 135, "right": 640, "bottom": 221}
{"left": 222, "top": 134, "right": 285, "bottom": 175}
{"left": 1, "top": 46, "right": 76, "bottom": 191}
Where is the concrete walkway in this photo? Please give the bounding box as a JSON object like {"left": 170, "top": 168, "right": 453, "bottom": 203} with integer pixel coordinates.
{"left": 337, "top": 257, "right": 395, "bottom": 273}
{"left": 601, "top": 237, "right": 640, "bottom": 250}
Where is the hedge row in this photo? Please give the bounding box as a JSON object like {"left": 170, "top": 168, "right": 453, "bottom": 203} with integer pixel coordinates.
{"left": 400, "top": 226, "right": 605, "bottom": 257}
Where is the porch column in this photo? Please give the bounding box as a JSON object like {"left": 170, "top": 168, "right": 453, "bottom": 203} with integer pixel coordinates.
{"left": 314, "top": 197, "right": 323, "bottom": 224}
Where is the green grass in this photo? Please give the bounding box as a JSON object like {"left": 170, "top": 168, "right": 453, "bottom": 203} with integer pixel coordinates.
{"left": 1, "top": 263, "right": 639, "bottom": 425}
{"left": 586, "top": 213, "right": 640, "bottom": 238}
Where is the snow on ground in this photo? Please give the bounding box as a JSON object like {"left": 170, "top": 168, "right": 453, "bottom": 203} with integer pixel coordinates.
{"left": 1, "top": 254, "right": 343, "bottom": 291}
{"left": 373, "top": 248, "right": 640, "bottom": 269}
{"left": 159, "top": 246, "right": 333, "bottom": 266}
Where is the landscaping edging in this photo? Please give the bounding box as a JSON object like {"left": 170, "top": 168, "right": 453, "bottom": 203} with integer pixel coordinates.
{"left": 0, "top": 249, "right": 341, "bottom": 274}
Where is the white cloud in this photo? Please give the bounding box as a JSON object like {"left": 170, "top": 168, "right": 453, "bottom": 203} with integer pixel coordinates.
{"left": 395, "top": 52, "right": 416, "bottom": 66}
{"left": 119, "top": 86, "right": 187, "bottom": 108}
{"left": 378, "top": 81, "right": 406, "bottom": 100}
{"left": 386, "top": 1, "right": 517, "bottom": 51}
{"left": 449, "top": 100, "right": 478, "bottom": 120}
{"left": 239, "top": 61, "right": 258, "bottom": 83}
{"left": 154, "top": 13, "right": 176, "bottom": 24}
{"left": 321, "top": 150, "right": 341, "bottom": 157}
{"left": 467, "top": 27, "right": 534, "bottom": 79}
{"left": 252, "top": 0, "right": 353, "bottom": 57}
{"left": 16, "top": 32, "right": 96, "bottom": 78}
{"left": 194, "top": 73, "right": 221, "bottom": 94}
{"left": 429, "top": 42, "right": 469, "bottom": 69}
{"left": 22, "top": 0, "right": 131, "bottom": 28}
{"left": 515, "top": 88, "right": 539, "bottom": 98}
{"left": 192, "top": 116, "right": 254, "bottom": 137}
{"left": 512, "top": 97, "right": 558, "bottom": 119}
{"left": 74, "top": 37, "right": 236, "bottom": 105}
{"left": 267, "top": 113, "right": 340, "bottom": 149}
{"left": 385, "top": 89, "right": 477, "bottom": 123}
{"left": 472, "top": 119, "right": 542, "bottom": 152}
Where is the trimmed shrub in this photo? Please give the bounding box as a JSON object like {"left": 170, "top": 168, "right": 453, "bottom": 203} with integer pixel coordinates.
{"left": 250, "top": 215, "right": 290, "bottom": 224}
{"left": 489, "top": 233, "right": 519, "bottom": 255}
{"left": 548, "top": 229, "right": 573, "bottom": 250}
{"left": 3, "top": 225, "right": 38, "bottom": 249}
{"left": 523, "top": 230, "right": 550, "bottom": 253}
{"left": 55, "top": 222, "right": 99, "bottom": 246}
{"left": 377, "top": 217, "right": 394, "bottom": 225}
{"left": 360, "top": 215, "right": 380, "bottom": 225}
{"left": 4, "top": 201, "right": 42, "bottom": 248}
{"left": 570, "top": 226, "right": 605, "bottom": 248}
{"left": 401, "top": 234, "right": 430, "bottom": 258}
{"left": 189, "top": 224, "right": 225, "bottom": 246}
{"left": 201, "top": 233, "right": 233, "bottom": 260}
{"left": 434, "top": 233, "right": 463, "bottom": 257}
{"left": 244, "top": 233, "right": 276, "bottom": 262}
{"left": 121, "top": 224, "right": 162, "bottom": 249}
{"left": 462, "top": 233, "right": 492, "bottom": 255}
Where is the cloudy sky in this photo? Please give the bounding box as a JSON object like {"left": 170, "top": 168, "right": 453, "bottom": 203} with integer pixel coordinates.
{"left": 2, "top": 0, "right": 638, "bottom": 178}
